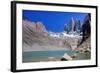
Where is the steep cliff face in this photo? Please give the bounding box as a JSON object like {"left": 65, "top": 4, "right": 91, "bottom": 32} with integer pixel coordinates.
{"left": 69, "top": 17, "right": 75, "bottom": 32}
{"left": 79, "top": 13, "right": 91, "bottom": 46}
{"left": 76, "top": 14, "right": 91, "bottom": 51}
{"left": 22, "top": 19, "right": 48, "bottom": 46}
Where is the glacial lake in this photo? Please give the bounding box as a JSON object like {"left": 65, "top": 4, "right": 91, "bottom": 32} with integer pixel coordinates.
{"left": 23, "top": 50, "right": 91, "bottom": 62}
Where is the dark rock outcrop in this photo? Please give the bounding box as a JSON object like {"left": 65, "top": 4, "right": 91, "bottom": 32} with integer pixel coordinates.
{"left": 78, "top": 13, "right": 91, "bottom": 46}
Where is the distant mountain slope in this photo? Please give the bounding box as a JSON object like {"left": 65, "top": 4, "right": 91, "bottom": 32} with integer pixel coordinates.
{"left": 22, "top": 19, "right": 48, "bottom": 46}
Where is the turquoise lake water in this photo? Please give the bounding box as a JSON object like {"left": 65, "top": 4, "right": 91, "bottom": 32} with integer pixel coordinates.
{"left": 23, "top": 50, "right": 91, "bottom": 62}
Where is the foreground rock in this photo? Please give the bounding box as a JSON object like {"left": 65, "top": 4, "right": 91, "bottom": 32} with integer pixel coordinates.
{"left": 62, "top": 53, "right": 72, "bottom": 61}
